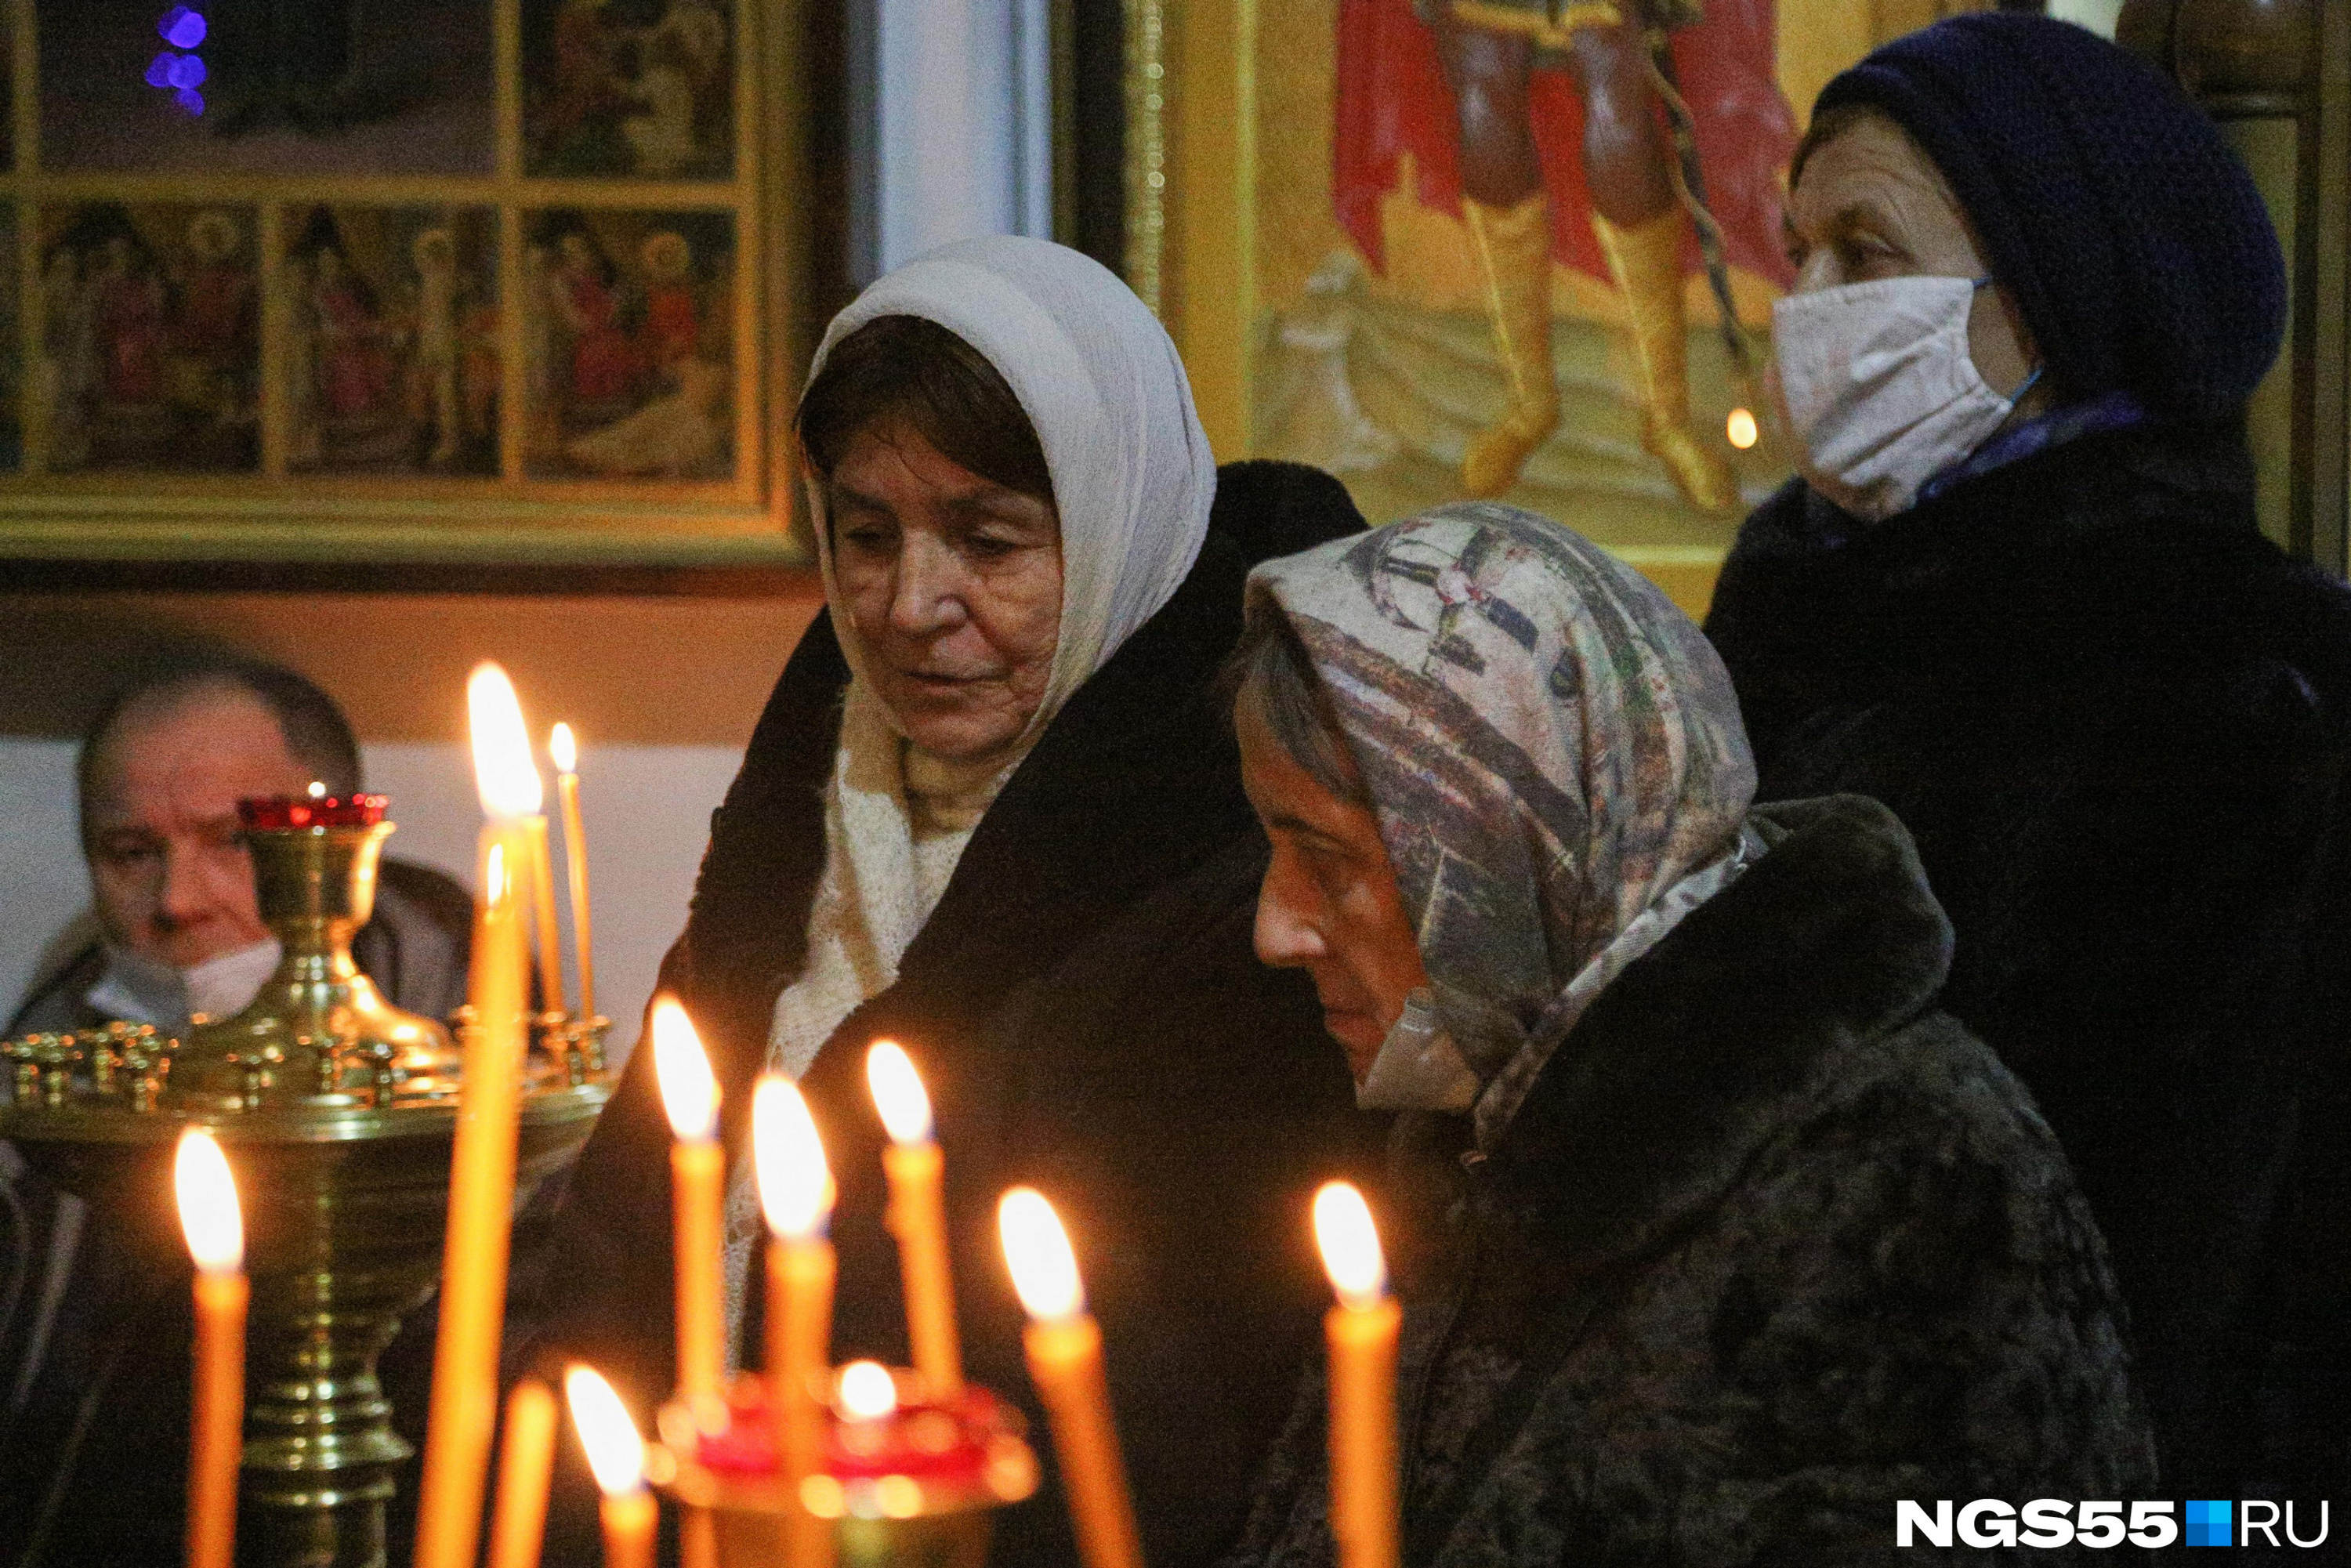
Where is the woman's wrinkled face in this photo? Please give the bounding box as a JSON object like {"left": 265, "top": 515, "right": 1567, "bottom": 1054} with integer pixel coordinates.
{"left": 1237, "top": 699, "right": 1431, "bottom": 1081}
{"left": 1781, "top": 110, "right": 2039, "bottom": 400}
{"left": 828, "top": 417, "right": 1063, "bottom": 763}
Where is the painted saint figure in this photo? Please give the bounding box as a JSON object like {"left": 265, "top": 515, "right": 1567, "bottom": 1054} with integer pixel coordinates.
{"left": 410, "top": 228, "right": 462, "bottom": 468}
{"left": 1333, "top": 0, "right": 1795, "bottom": 513}
{"left": 1429, "top": 0, "right": 1730, "bottom": 508}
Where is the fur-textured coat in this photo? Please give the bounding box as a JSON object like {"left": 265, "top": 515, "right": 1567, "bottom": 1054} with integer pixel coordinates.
{"left": 1227, "top": 796, "right": 2153, "bottom": 1568}
{"left": 531, "top": 462, "right": 1389, "bottom": 1568}
{"left": 1704, "top": 424, "right": 2351, "bottom": 1507}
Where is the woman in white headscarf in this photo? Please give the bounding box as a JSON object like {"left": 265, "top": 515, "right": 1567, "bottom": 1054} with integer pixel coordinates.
{"left": 536, "top": 237, "right": 1384, "bottom": 1567}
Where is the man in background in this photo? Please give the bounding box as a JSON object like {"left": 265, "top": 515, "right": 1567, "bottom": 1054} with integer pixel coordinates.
{"left": 0, "top": 654, "right": 472, "bottom": 1568}
{"left": 6, "top": 654, "right": 470, "bottom": 1039}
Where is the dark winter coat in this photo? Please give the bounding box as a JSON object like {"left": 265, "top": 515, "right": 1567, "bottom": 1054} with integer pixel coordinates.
{"left": 1704, "top": 423, "right": 2351, "bottom": 1507}
{"left": 531, "top": 462, "right": 1389, "bottom": 1568}
{"left": 1227, "top": 795, "right": 2154, "bottom": 1568}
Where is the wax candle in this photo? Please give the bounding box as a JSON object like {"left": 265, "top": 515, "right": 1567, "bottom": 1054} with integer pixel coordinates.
{"left": 176, "top": 1128, "right": 247, "bottom": 1568}
{"left": 524, "top": 814, "right": 564, "bottom": 1016}
{"left": 1313, "top": 1182, "right": 1400, "bottom": 1568}
{"left": 651, "top": 998, "right": 726, "bottom": 1402}
{"left": 567, "top": 1365, "right": 657, "bottom": 1568}
{"left": 753, "top": 1074, "right": 838, "bottom": 1568}
{"left": 549, "top": 722, "right": 598, "bottom": 1020}
{"left": 486, "top": 1378, "right": 558, "bottom": 1568}
{"left": 998, "top": 1188, "right": 1141, "bottom": 1568}
{"left": 867, "top": 1041, "right": 962, "bottom": 1400}
{"left": 414, "top": 662, "right": 542, "bottom": 1568}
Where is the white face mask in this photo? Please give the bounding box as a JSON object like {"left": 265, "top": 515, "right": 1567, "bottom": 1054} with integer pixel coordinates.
{"left": 183, "top": 938, "right": 284, "bottom": 1023}
{"left": 1771, "top": 274, "right": 2036, "bottom": 522}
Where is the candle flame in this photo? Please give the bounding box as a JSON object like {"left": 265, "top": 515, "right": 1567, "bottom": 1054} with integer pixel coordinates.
{"left": 836, "top": 1360, "right": 898, "bottom": 1422}
{"left": 174, "top": 1128, "right": 243, "bottom": 1275}
{"left": 1726, "top": 407, "right": 1759, "bottom": 451}
{"left": 563, "top": 1364, "right": 645, "bottom": 1497}
{"left": 485, "top": 842, "right": 511, "bottom": 904}
{"left": 752, "top": 1074, "right": 833, "bottom": 1240}
{"left": 468, "top": 662, "right": 544, "bottom": 820}
{"left": 649, "top": 997, "right": 720, "bottom": 1141}
{"left": 1312, "top": 1182, "right": 1387, "bottom": 1312}
{"left": 865, "top": 1040, "right": 933, "bottom": 1147}
{"left": 549, "top": 722, "right": 578, "bottom": 775}
{"left": 998, "top": 1187, "right": 1084, "bottom": 1323}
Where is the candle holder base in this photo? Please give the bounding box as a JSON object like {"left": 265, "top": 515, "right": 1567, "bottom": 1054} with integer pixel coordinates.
{"left": 657, "top": 1378, "right": 1038, "bottom": 1568}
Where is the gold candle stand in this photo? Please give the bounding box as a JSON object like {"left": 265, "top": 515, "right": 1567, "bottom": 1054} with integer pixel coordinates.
{"left": 2, "top": 811, "right": 610, "bottom": 1568}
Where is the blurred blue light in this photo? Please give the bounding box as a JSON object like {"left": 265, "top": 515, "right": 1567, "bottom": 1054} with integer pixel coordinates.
{"left": 175, "top": 85, "right": 205, "bottom": 115}
{"left": 166, "top": 54, "right": 206, "bottom": 89}
{"left": 146, "top": 51, "right": 176, "bottom": 87}
{"left": 159, "top": 7, "right": 208, "bottom": 49}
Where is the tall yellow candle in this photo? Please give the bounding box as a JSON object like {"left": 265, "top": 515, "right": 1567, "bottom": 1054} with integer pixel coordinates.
{"left": 650, "top": 998, "right": 725, "bottom": 1568}
{"left": 567, "top": 1365, "right": 657, "bottom": 1568}
{"left": 486, "top": 1378, "right": 558, "bottom": 1568}
{"left": 176, "top": 1128, "right": 247, "bottom": 1568}
{"left": 549, "top": 722, "right": 598, "bottom": 1020}
{"left": 414, "top": 661, "right": 542, "bottom": 1568}
{"left": 650, "top": 998, "right": 726, "bottom": 1403}
{"left": 523, "top": 813, "right": 565, "bottom": 1017}
{"left": 754, "top": 1074, "right": 838, "bottom": 1568}
{"left": 1313, "top": 1182, "right": 1400, "bottom": 1568}
{"left": 998, "top": 1188, "right": 1142, "bottom": 1568}
{"left": 867, "top": 1041, "right": 962, "bottom": 1400}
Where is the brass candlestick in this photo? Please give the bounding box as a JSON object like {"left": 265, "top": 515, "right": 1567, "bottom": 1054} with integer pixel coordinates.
{"left": 2, "top": 802, "right": 610, "bottom": 1568}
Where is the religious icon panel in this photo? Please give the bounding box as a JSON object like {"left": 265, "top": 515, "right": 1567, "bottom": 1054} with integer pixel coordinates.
{"left": 522, "top": 208, "right": 736, "bottom": 480}
{"left": 37, "top": 0, "right": 496, "bottom": 176}
{"left": 523, "top": 0, "right": 736, "bottom": 180}
{"left": 35, "top": 202, "right": 259, "bottom": 474}
{"left": 1154, "top": 0, "right": 2003, "bottom": 614}
{"left": 283, "top": 205, "right": 500, "bottom": 476}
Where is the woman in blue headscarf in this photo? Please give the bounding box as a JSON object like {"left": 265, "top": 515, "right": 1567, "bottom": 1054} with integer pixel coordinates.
{"left": 1703, "top": 14, "right": 2351, "bottom": 1504}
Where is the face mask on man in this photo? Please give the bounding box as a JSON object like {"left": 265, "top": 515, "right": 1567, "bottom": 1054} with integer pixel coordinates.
{"left": 183, "top": 937, "right": 284, "bottom": 1023}
{"left": 89, "top": 936, "right": 282, "bottom": 1032}
{"left": 1771, "top": 274, "right": 2041, "bottom": 522}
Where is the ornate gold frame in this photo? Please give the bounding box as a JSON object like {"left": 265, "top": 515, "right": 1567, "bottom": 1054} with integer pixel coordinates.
{"left": 0, "top": 0, "right": 810, "bottom": 574}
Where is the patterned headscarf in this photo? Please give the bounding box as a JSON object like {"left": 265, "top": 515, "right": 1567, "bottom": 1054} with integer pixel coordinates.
{"left": 1249, "top": 503, "right": 1759, "bottom": 1144}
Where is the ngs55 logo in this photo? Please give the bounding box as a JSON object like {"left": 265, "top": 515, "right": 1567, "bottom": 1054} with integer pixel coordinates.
{"left": 1897, "top": 1499, "right": 2331, "bottom": 1549}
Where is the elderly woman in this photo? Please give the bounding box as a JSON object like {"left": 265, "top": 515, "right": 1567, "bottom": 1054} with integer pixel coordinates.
{"left": 534, "top": 237, "right": 1382, "bottom": 1566}
{"left": 1702, "top": 15, "right": 2351, "bottom": 1502}
{"left": 1223, "top": 504, "right": 2151, "bottom": 1563}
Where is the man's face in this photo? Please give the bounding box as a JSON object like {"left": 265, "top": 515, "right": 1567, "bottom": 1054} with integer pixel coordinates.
{"left": 85, "top": 689, "right": 312, "bottom": 969}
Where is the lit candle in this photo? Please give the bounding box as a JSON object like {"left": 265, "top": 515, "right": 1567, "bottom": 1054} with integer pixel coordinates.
{"left": 867, "top": 1041, "right": 961, "bottom": 1400}
{"left": 753, "top": 1074, "right": 838, "bottom": 1568}
{"left": 652, "top": 998, "right": 726, "bottom": 1402}
{"left": 566, "top": 1365, "right": 657, "bottom": 1568}
{"left": 998, "top": 1188, "right": 1141, "bottom": 1568}
{"left": 549, "top": 722, "right": 598, "bottom": 1020}
{"left": 486, "top": 1378, "right": 558, "bottom": 1568}
{"left": 176, "top": 1128, "right": 247, "bottom": 1568}
{"left": 414, "top": 662, "right": 542, "bottom": 1568}
{"left": 525, "top": 814, "right": 565, "bottom": 1018}
{"left": 1313, "top": 1182, "right": 1400, "bottom": 1568}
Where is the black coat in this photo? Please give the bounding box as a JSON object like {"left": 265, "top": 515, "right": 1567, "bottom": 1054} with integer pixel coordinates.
{"left": 1704, "top": 424, "right": 2351, "bottom": 1508}
{"left": 1227, "top": 796, "right": 2153, "bottom": 1568}
{"left": 532, "top": 462, "right": 1389, "bottom": 1568}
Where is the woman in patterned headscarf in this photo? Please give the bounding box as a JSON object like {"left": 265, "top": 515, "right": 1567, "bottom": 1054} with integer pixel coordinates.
{"left": 1223, "top": 502, "right": 2152, "bottom": 1566}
